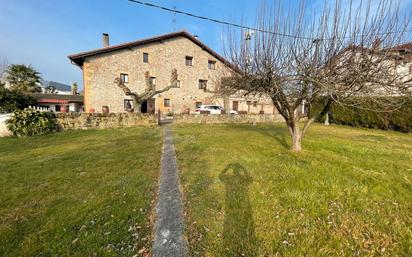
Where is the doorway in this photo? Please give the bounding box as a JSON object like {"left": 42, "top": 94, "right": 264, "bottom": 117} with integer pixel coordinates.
{"left": 141, "top": 99, "right": 155, "bottom": 114}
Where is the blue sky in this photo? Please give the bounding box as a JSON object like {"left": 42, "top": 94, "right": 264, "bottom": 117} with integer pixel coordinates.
{"left": 1, "top": 0, "right": 411, "bottom": 89}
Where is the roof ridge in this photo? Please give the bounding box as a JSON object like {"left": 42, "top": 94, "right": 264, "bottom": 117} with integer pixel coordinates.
{"left": 68, "top": 31, "right": 235, "bottom": 71}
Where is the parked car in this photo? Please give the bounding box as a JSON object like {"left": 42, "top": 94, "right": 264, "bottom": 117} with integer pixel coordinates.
{"left": 194, "top": 105, "right": 238, "bottom": 114}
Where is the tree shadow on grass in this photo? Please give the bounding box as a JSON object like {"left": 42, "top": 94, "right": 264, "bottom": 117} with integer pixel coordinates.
{"left": 234, "top": 124, "right": 290, "bottom": 150}
{"left": 219, "top": 163, "right": 259, "bottom": 257}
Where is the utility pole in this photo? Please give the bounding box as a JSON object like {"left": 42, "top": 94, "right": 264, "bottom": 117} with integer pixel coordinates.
{"left": 244, "top": 29, "right": 253, "bottom": 73}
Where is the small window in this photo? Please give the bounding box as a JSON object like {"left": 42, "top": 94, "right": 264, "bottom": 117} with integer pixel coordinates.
{"left": 195, "top": 102, "right": 202, "bottom": 108}
{"left": 246, "top": 101, "right": 252, "bottom": 105}
{"left": 208, "top": 60, "right": 216, "bottom": 70}
{"left": 143, "top": 53, "right": 149, "bottom": 63}
{"left": 120, "top": 73, "right": 129, "bottom": 83}
{"left": 176, "top": 80, "right": 181, "bottom": 88}
{"left": 124, "top": 99, "right": 133, "bottom": 111}
{"left": 253, "top": 101, "right": 257, "bottom": 107}
{"left": 164, "top": 98, "right": 171, "bottom": 107}
{"left": 55, "top": 105, "right": 61, "bottom": 112}
{"left": 185, "top": 56, "right": 193, "bottom": 66}
{"left": 199, "top": 79, "right": 208, "bottom": 90}
{"left": 150, "top": 77, "right": 156, "bottom": 85}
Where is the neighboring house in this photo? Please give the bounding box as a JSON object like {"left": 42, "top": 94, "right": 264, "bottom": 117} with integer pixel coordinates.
{"left": 68, "top": 31, "right": 276, "bottom": 114}
{"left": 390, "top": 42, "right": 412, "bottom": 85}
{"left": 40, "top": 80, "right": 73, "bottom": 95}
{"left": 31, "top": 93, "right": 83, "bottom": 112}
{"left": 328, "top": 41, "right": 412, "bottom": 94}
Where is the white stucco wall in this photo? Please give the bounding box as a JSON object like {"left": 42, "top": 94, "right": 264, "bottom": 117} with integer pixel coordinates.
{"left": 0, "top": 113, "right": 11, "bottom": 137}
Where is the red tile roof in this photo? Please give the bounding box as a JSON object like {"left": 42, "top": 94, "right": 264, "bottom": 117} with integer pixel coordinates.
{"left": 391, "top": 42, "right": 412, "bottom": 51}
{"left": 68, "top": 30, "right": 234, "bottom": 69}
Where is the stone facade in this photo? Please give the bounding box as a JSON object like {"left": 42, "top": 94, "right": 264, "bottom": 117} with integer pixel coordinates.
{"left": 73, "top": 32, "right": 277, "bottom": 115}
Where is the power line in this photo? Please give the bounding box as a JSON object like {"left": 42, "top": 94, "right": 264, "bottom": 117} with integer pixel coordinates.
{"left": 127, "top": 0, "right": 313, "bottom": 40}
{"left": 127, "top": 0, "right": 412, "bottom": 41}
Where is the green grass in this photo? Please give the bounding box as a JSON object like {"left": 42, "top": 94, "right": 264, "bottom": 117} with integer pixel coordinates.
{"left": 0, "top": 127, "right": 162, "bottom": 257}
{"left": 173, "top": 123, "right": 412, "bottom": 257}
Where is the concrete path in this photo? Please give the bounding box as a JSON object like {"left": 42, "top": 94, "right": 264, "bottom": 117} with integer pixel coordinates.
{"left": 152, "top": 125, "right": 187, "bottom": 257}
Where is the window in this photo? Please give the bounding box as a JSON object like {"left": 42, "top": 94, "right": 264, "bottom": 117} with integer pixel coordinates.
{"left": 176, "top": 80, "right": 181, "bottom": 88}
{"left": 124, "top": 99, "right": 133, "bottom": 111}
{"left": 143, "top": 53, "right": 149, "bottom": 63}
{"left": 150, "top": 77, "right": 156, "bottom": 85}
{"left": 199, "top": 79, "right": 208, "bottom": 90}
{"left": 195, "top": 102, "right": 202, "bottom": 108}
{"left": 164, "top": 98, "right": 171, "bottom": 107}
{"left": 253, "top": 101, "right": 257, "bottom": 107}
{"left": 55, "top": 105, "right": 61, "bottom": 112}
{"left": 246, "top": 101, "right": 252, "bottom": 105}
{"left": 120, "top": 73, "right": 129, "bottom": 83}
{"left": 185, "top": 56, "right": 193, "bottom": 66}
{"left": 208, "top": 60, "right": 216, "bottom": 70}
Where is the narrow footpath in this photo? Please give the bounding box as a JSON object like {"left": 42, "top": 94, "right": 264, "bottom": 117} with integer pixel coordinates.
{"left": 152, "top": 125, "right": 187, "bottom": 257}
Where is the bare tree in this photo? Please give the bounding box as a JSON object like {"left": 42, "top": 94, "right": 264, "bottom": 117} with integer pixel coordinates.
{"left": 222, "top": 0, "right": 412, "bottom": 152}
{"left": 114, "top": 69, "right": 179, "bottom": 113}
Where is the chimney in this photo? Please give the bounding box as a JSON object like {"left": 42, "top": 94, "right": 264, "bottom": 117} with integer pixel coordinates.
{"left": 102, "top": 33, "right": 110, "bottom": 48}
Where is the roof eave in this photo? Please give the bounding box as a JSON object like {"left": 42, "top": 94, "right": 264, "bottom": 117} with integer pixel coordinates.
{"left": 67, "top": 31, "right": 237, "bottom": 72}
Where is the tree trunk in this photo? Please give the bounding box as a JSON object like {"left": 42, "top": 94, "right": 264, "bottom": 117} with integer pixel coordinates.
{"left": 223, "top": 95, "right": 230, "bottom": 114}
{"left": 291, "top": 130, "right": 302, "bottom": 152}
{"left": 133, "top": 98, "right": 142, "bottom": 114}
{"left": 288, "top": 121, "right": 303, "bottom": 152}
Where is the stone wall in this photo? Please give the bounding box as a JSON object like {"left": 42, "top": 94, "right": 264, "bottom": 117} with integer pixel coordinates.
{"left": 57, "top": 113, "right": 157, "bottom": 130}
{"left": 173, "top": 114, "right": 285, "bottom": 124}
{"left": 56, "top": 113, "right": 285, "bottom": 130}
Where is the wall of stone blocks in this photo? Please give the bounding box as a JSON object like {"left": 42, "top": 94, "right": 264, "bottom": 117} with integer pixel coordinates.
{"left": 82, "top": 35, "right": 276, "bottom": 114}
{"left": 56, "top": 113, "right": 285, "bottom": 130}
{"left": 173, "top": 113, "right": 285, "bottom": 124}
{"left": 57, "top": 113, "right": 157, "bottom": 130}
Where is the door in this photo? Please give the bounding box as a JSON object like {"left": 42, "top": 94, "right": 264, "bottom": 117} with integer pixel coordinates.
{"left": 232, "top": 101, "right": 239, "bottom": 111}
{"left": 147, "top": 99, "right": 155, "bottom": 114}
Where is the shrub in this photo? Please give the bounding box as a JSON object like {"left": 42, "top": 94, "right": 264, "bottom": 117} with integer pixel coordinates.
{"left": 0, "top": 87, "right": 36, "bottom": 113}
{"left": 6, "top": 109, "right": 60, "bottom": 137}
{"left": 311, "top": 97, "right": 412, "bottom": 132}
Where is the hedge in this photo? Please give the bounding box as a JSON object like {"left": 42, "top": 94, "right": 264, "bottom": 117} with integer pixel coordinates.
{"left": 311, "top": 97, "right": 412, "bottom": 132}
{"left": 6, "top": 109, "right": 60, "bottom": 137}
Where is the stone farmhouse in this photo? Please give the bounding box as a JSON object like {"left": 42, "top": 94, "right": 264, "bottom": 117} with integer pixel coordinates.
{"left": 68, "top": 31, "right": 276, "bottom": 114}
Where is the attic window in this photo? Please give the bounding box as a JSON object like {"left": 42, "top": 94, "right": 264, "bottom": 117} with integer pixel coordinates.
{"left": 208, "top": 60, "right": 216, "bottom": 70}
{"left": 185, "top": 56, "right": 193, "bottom": 66}
{"left": 143, "top": 53, "right": 149, "bottom": 63}
{"left": 120, "top": 73, "right": 129, "bottom": 83}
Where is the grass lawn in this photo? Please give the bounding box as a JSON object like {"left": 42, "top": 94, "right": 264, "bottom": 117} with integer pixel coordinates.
{"left": 0, "top": 127, "right": 162, "bottom": 257}
{"left": 173, "top": 123, "right": 412, "bottom": 257}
